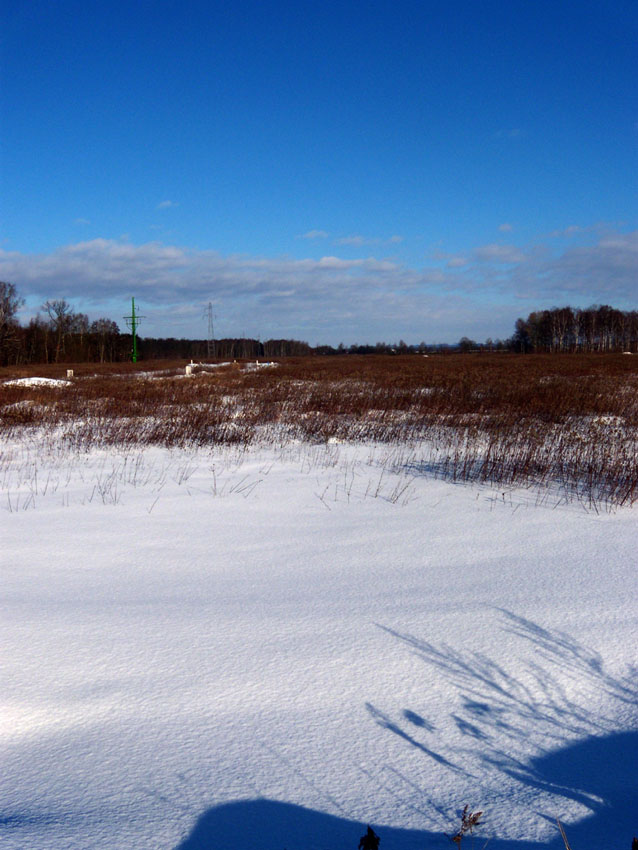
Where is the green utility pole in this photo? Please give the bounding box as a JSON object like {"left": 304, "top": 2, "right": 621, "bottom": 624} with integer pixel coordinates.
{"left": 123, "top": 297, "right": 145, "bottom": 362}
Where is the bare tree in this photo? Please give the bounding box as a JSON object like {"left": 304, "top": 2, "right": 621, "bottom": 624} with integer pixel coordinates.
{"left": 90, "top": 318, "right": 120, "bottom": 363}
{"left": 0, "top": 281, "right": 24, "bottom": 365}
{"left": 43, "top": 299, "right": 75, "bottom": 362}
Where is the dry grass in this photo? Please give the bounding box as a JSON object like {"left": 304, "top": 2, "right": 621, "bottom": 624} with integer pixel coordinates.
{"left": 3, "top": 353, "right": 638, "bottom": 506}
{"left": 449, "top": 806, "right": 484, "bottom": 848}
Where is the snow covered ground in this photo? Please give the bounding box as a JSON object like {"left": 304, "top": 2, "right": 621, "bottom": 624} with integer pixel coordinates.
{"left": 2, "top": 437, "right": 637, "bottom": 849}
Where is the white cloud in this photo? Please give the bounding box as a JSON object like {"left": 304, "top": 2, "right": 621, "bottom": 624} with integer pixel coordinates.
{"left": 474, "top": 243, "right": 526, "bottom": 264}
{"left": 0, "top": 238, "right": 469, "bottom": 341}
{"left": 498, "top": 223, "right": 513, "bottom": 232}
{"left": 317, "top": 255, "right": 364, "bottom": 269}
{"left": 469, "top": 231, "right": 638, "bottom": 303}
{"left": 548, "top": 224, "right": 583, "bottom": 238}
{"left": 157, "top": 200, "right": 178, "bottom": 210}
{"left": 2, "top": 230, "right": 637, "bottom": 343}
{"left": 545, "top": 222, "right": 626, "bottom": 240}
{"left": 336, "top": 234, "right": 404, "bottom": 247}
{"left": 74, "top": 217, "right": 91, "bottom": 225}
{"left": 299, "top": 230, "right": 329, "bottom": 239}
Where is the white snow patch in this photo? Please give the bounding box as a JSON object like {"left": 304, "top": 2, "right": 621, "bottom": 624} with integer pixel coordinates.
{"left": 243, "top": 361, "right": 279, "bottom": 371}
{"left": 3, "top": 377, "right": 71, "bottom": 388}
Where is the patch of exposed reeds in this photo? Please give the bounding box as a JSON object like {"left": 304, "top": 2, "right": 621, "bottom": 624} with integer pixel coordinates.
{"left": 3, "top": 354, "right": 638, "bottom": 507}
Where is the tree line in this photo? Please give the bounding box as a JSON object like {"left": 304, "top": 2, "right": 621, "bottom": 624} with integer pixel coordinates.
{"left": 0, "top": 283, "right": 321, "bottom": 365}
{"left": 1, "top": 285, "right": 127, "bottom": 365}
{"left": 511, "top": 305, "right": 638, "bottom": 353}
{"left": 2, "top": 281, "right": 637, "bottom": 365}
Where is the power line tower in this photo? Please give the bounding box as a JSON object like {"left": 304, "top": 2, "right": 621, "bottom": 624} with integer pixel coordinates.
{"left": 204, "top": 301, "right": 216, "bottom": 359}
{"left": 123, "top": 297, "right": 145, "bottom": 363}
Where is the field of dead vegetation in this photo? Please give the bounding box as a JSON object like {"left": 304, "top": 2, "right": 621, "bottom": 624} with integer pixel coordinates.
{"left": 3, "top": 353, "right": 638, "bottom": 507}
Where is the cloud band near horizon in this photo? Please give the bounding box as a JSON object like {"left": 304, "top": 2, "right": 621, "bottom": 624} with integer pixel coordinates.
{"left": 1, "top": 230, "right": 637, "bottom": 344}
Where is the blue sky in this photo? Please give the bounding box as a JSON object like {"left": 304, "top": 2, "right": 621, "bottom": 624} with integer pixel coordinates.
{"left": 1, "top": 0, "right": 637, "bottom": 344}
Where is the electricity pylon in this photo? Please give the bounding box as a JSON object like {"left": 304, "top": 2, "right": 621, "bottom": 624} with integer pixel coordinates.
{"left": 123, "top": 297, "right": 145, "bottom": 363}
{"left": 204, "top": 301, "right": 216, "bottom": 359}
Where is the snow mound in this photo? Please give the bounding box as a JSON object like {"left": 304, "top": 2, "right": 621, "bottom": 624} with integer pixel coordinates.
{"left": 243, "top": 361, "right": 279, "bottom": 371}
{"left": 3, "top": 377, "right": 71, "bottom": 388}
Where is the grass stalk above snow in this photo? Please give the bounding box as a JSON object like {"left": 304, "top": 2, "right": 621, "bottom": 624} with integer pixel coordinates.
{"left": 3, "top": 353, "right": 638, "bottom": 507}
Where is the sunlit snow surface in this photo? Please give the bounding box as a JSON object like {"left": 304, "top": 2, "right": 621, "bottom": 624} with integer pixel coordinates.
{"left": 2, "top": 439, "right": 637, "bottom": 850}
{"left": 3, "top": 377, "right": 72, "bottom": 387}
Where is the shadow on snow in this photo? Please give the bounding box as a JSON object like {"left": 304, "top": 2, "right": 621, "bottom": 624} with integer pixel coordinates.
{"left": 177, "top": 612, "right": 637, "bottom": 850}
{"left": 174, "top": 731, "right": 638, "bottom": 850}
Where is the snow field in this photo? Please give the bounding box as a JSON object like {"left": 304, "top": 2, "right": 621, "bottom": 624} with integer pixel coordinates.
{"left": 1, "top": 439, "right": 637, "bottom": 849}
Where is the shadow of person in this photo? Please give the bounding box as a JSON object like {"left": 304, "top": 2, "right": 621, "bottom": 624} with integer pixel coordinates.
{"left": 173, "top": 728, "right": 638, "bottom": 850}
{"left": 173, "top": 798, "right": 431, "bottom": 850}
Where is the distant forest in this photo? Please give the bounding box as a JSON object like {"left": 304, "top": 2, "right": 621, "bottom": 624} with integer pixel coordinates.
{"left": 1, "top": 281, "right": 638, "bottom": 365}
